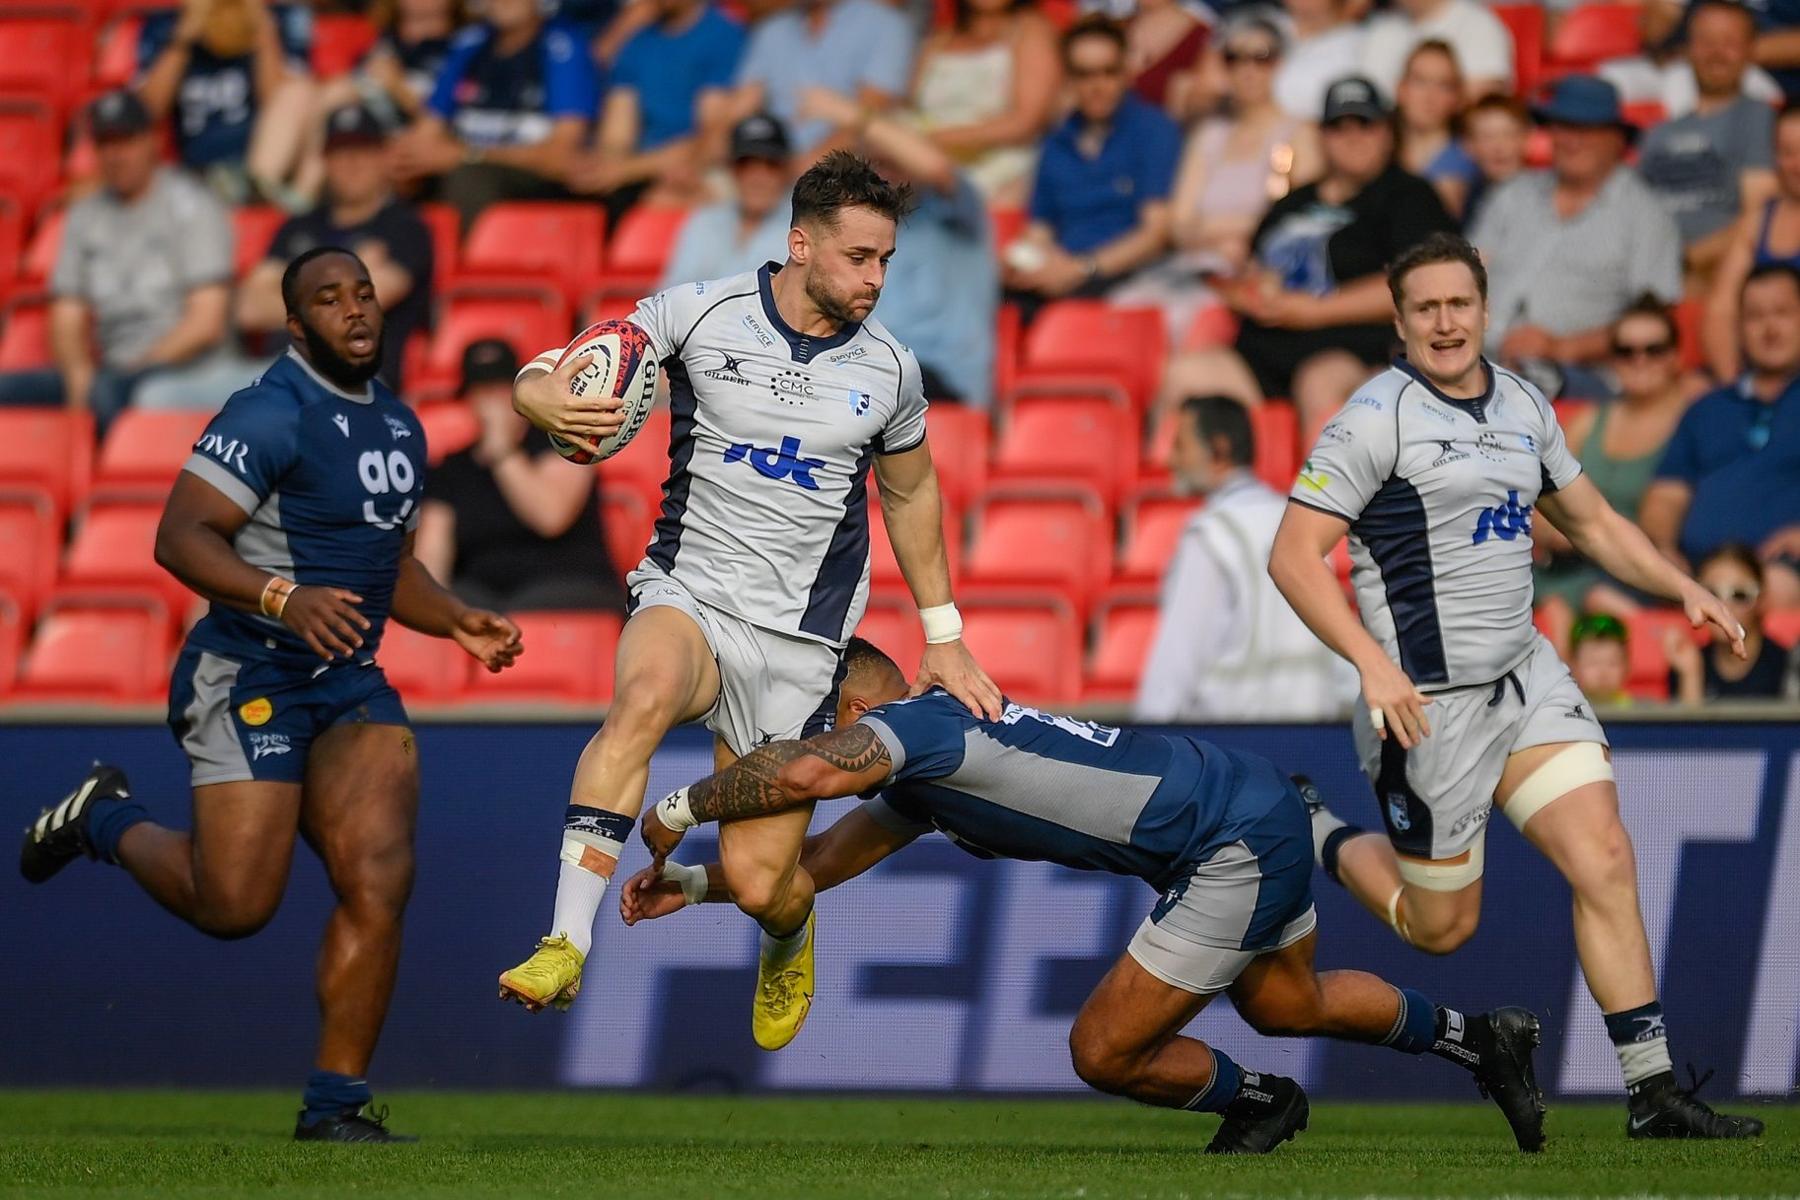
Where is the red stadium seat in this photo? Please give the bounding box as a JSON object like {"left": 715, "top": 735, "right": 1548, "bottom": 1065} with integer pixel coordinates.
{"left": 1765, "top": 608, "right": 1800, "bottom": 649}
{"left": 599, "top": 204, "right": 688, "bottom": 295}
{"left": 0, "top": 16, "right": 90, "bottom": 112}
{"left": 0, "top": 200, "right": 21, "bottom": 305}
{"left": 94, "top": 409, "right": 211, "bottom": 493}
{"left": 598, "top": 483, "right": 654, "bottom": 575}
{"left": 868, "top": 491, "right": 962, "bottom": 602}
{"left": 1116, "top": 489, "right": 1198, "bottom": 583}
{"left": 377, "top": 622, "right": 470, "bottom": 703}
{"left": 0, "top": 489, "right": 58, "bottom": 619}
{"left": 1673, "top": 297, "right": 1705, "bottom": 372}
{"left": 1547, "top": 3, "right": 1640, "bottom": 74}
{"left": 0, "top": 407, "right": 93, "bottom": 517}
{"left": 420, "top": 202, "right": 460, "bottom": 287}
{"left": 1551, "top": 398, "right": 1593, "bottom": 436}
{"left": 595, "top": 406, "right": 670, "bottom": 501}
{"left": 92, "top": 14, "right": 140, "bottom": 89}
{"left": 988, "top": 205, "right": 1026, "bottom": 255}
{"left": 415, "top": 400, "right": 479, "bottom": 463}
{"left": 18, "top": 205, "right": 64, "bottom": 290}
{"left": 1493, "top": 4, "right": 1545, "bottom": 97}
{"left": 1015, "top": 301, "right": 1166, "bottom": 415}
{"left": 420, "top": 285, "right": 571, "bottom": 395}
{"left": 0, "top": 295, "right": 49, "bottom": 370}
{"left": 958, "top": 592, "right": 1081, "bottom": 704}
{"left": 854, "top": 594, "right": 924, "bottom": 679}
{"left": 60, "top": 498, "right": 193, "bottom": 618}
{"left": 456, "top": 203, "right": 604, "bottom": 304}
{"left": 989, "top": 392, "right": 1136, "bottom": 504}
{"left": 1622, "top": 100, "right": 1666, "bottom": 131}
{"left": 461, "top": 610, "right": 620, "bottom": 703}
{"left": 12, "top": 596, "right": 172, "bottom": 703}
{"left": 0, "top": 590, "right": 19, "bottom": 695}
{"left": 1625, "top": 609, "right": 1701, "bottom": 701}
{"left": 233, "top": 206, "right": 286, "bottom": 280}
{"left": 1251, "top": 403, "right": 1300, "bottom": 490}
{"left": 1084, "top": 589, "right": 1159, "bottom": 704}
{"left": 312, "top": 13, "right": 377, "bottom": 78}
{"left": 0, "top": 104, "right": 61, "bottom": 224}
{"left": 964, "top": 485, "right": 1111, "bottom": 616}
{"left": 921, "top": 403, "right": 989, "bottom": 510}
{"left": 580, "top": 293, "right": 638, "bottom": 328}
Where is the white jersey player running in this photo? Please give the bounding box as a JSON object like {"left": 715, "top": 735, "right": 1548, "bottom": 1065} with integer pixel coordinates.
{"left": 1269, "top": 232, "right": 1763, "bottom": 1140}
{"left": 496, "top": 153, "right": 1002, "bottom": 1048}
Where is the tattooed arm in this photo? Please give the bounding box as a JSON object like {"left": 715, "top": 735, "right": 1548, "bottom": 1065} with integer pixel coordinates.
{"left": 640, "top": 724, "right": 894, "bottom": 860}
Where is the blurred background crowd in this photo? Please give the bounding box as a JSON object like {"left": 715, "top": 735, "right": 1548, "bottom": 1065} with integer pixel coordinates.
{"left": 0, "top": 0, "right": 1797, "bottom": 716}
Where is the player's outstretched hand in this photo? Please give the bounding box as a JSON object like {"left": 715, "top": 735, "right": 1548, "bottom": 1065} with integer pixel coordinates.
{"left": 619, "top": 866, "right": 688, "bottom": 926}
{"left": 1359, "top": 656, "right": 1432, "bottom": 749}
{"left": 1680, "top": 580, "right": 1748, "bottom": 660}
{"left": 281, "top": 586, "right": 370, "bottom": 661}
{"left": 640, "top": 803, "right": 685, "bottom": 865}
{"left": 512, "top": 352, "right": 625, "bottom": 457}
{"left": 913, "top": 638, "right": 1004, "bottom": 720}
{"left": 453, "top": 607, "right": 523, "bottom": 673}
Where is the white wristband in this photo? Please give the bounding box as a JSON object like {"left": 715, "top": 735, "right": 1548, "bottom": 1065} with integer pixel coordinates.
{"left": 920, "top": 602, "right": 963, "bottom": 645}
{"left": 661, "top": 860, "right": 709, "bottom": 906}
{"left": 657, "top": 786, "right": 697, "bottom": 832}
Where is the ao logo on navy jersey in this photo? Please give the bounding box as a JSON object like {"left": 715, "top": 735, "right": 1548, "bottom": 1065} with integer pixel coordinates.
{"left": 357, "top": 449, "right": 417, "bottom": 530}
{"left": 1471, "top": 490, "right": 1533, "bottom": 545}
{"left": 723, "top": 436, "right": 826, "bottom": 490}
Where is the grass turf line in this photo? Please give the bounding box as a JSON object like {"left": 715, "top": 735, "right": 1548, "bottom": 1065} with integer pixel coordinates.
{"left": 0, "top": 1091, "right": 1794, "bottom": 1199}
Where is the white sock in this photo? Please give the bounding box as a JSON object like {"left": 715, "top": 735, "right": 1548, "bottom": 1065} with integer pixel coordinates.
{"left": 760, "top": 920, "right": 809, "bottom": 968}
{"left": 1617, "top": 1034, "right": 1674, "bottom": 1090}
{"left": 551, "top": 859, "right": 609, "bottom": 958}
{"left": 1310, "top": 806, "right": 1348, "bottom": 868}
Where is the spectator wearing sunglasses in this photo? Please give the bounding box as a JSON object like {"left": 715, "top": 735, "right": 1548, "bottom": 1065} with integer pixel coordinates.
{"left": 1642, "top": 263, "right": 1800, "bottom": 610}
{"left": 1536, "top": 299, "right": 1691, "bottom": 629}
{"left": 1664, "top": 544, "right": 1793, "bottom": 702}
{"left": 1568, "top": 612, "right": 1633, "bottom": 707}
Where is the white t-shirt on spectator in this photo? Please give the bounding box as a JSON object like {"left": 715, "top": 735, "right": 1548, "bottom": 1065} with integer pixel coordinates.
{"left": 1360, "top": 0, "right": 1514, "bottom": 98}
{"left": 1277, "top": 23, "right": 1365, "bottom": 121}
{"left": 1599, "top": 57, "right": 1783, "bottom": 118}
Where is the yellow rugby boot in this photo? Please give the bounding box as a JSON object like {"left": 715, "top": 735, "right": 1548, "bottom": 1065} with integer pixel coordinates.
{"left": 498, "top": 935, "right": 585, "bottom": 1012}
{"left": 752, "top": 911, "right": 815, "bottom": 1051}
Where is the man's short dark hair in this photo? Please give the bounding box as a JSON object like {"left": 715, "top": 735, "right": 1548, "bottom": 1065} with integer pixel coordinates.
{"left": 1061, "top": 12, "right": 1127, "bottom": 59}
{"left": 1387, "top": 232, "right": 1488, "bottom": 309}
{"left": 1181, "top": 395, "right": 1255, "bottom": 468}
{"left": 843, "top": 636, "right": 902, "bottom": 685}
{"left": 281, "top": 246, "right": 365, "bottom": 317}
{"left": 1689, "top": 0, "right": 1757, "bottom": 32}
{"left": 791, "top": 151, "right": 916, "bottom": 232}
{"left": 1743, "top": 261, "right": 1800, "bottom": 301}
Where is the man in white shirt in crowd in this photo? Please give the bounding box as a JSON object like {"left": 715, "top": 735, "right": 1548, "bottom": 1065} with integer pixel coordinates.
{"left": 1135, "top": 396, "right": 1351, "bottom": 722}
{"left": 1360, "top": 0, "right": 1513, "bottom": 101}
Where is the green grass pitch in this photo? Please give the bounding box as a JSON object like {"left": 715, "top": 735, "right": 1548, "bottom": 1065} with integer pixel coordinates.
{"left": 1, "top": 1091, "right": 1794, "bottom": 1198}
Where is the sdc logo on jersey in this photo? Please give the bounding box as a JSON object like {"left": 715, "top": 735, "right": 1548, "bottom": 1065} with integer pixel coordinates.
{"left": 723, "top": 436, "right": 826, "bottom": 490}
{"left": 1471, "top": 490, "right": 1533, "bottom": 545}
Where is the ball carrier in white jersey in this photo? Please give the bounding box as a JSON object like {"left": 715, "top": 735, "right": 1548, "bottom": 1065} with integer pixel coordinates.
{"left": 497, "top": 153, "right": 1002, "bottom": 1047}
{"left": 1269, "top": 232, "right": 1762, "bottom": 1140}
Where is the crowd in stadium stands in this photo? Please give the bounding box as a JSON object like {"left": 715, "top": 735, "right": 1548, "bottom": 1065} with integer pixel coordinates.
{"left": 1, "top": 0, "right": 1799, "bottom": 711}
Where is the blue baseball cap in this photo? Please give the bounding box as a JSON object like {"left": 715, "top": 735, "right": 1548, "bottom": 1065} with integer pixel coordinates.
{"left": 1532, "top": 75, "right": 1636, "bottom": 141}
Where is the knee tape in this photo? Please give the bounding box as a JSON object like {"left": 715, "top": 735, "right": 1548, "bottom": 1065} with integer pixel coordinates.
{"left": 1395, "top": 838, "right": 1485, "bottom": 892}
{"left": 1503, "top": 742, "right": 1613, "bottom": 832}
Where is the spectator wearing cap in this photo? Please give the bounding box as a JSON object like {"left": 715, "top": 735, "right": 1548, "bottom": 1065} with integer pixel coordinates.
{"left": 1641, "top": 263, "right": 1800, "bottom": 609}
{"left": 1359, "top": 0, "right": 1512, "bottom": 102}
{"left": 0, "top": 91, "right": 244, "bottom": 431}
{"left": 706, "top": 0, "right": 917, "bottom": 159}
{"left": 393, "top": 0, "right": 599, "bottom": 229}
{"left": 1635, "top": 0, "right": 1776, "bottom": 280}
{"left": 135, "top": 0, "right": 319, "bottom": 206}
{"left": 416, "top": 338, "right": 626, "bottom": 614}
{"left": 658, "top": 113, "right": 796, "bottom": 288}
{"left": 237, "top": 104, "right": 435, "bottom": 391}
{"left": 799, "top": 87, "right": 998, "bottom": 406}
{"left": 1568, "top": 612, "right": 1633, "bottom": 707}
{"left": 1469, "top": 75, "right": 1683, "bottom": 400}
{"left": 1002, "top": 16, "right": 1180, "bottom": 318}
{"left": 570, "top": 0, "right": 745, "bottom": 223}
{"left": 1159, "top": 75, "right": 1454, "bottom": 445}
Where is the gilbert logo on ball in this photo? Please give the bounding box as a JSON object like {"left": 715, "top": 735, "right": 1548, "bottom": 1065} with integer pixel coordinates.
{"left": 549, "top": 319, "right": 659, "bottom": 465}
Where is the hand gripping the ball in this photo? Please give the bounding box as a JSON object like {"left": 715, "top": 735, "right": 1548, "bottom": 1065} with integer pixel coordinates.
{"left": 513, "top": 350, "right": 624, "bottom": 459}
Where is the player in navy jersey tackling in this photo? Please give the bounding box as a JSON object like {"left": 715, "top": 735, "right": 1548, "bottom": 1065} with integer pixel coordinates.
{"left": 625, "top": 640, "right": 1548, "bottom": 1155}
{"left": 1269, "top": 232, "right": 1762, "bottom": 1140}
{"left": 19, "top": 248, "right": 523, "bottom": 1142}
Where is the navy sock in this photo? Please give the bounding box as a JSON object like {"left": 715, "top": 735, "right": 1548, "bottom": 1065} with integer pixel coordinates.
{"left": 1604, "top": 1001, "right": 1673, "bottom": 1091}
{"left": 85, "top": 797, "right": 150, "bottom": 865}
{"left": 300, "top": 1070, "right": 373, "bottom": 1126}
{"left": 1183, "top": 1046, "right": 1244, "bottom": 1113}
{"left": 1378, "top": 986, "right": 1444, "bottom": 1055}
{"left": 1321, "top": 825, "right": 1364, "bottom": 885}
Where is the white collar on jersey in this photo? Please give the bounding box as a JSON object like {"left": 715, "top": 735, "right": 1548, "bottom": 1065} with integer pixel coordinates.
{"left": 284, "top": 346, "right": 374, "bottom": 405}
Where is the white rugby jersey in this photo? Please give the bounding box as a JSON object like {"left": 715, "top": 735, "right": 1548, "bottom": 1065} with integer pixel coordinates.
{"left": 534, "top": 263, "right": 928, "bottom": 646}
{"left": 1288, "top": 358, "right": 1582, "bottom": 690}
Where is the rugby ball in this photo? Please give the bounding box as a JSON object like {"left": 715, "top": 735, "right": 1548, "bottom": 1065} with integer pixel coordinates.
{"left": 548, "top": 319, "right": 658, "bottom": 465}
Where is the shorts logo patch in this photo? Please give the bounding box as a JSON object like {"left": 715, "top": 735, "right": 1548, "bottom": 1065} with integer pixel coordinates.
{"left": 249, "top": 731, "right": 292, "bottom": 760}
{"left": 1386, "top": 791, "right": 1412, "bottom": 832}
{"left": 238, "top": 697, "right": 274, "bottom": 726}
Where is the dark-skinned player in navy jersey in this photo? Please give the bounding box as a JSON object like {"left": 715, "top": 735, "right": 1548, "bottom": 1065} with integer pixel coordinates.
{"left": 18, "top": 247, "right": 524, "bottom": 1142}
{"left": 625, "top": 639, "right": 1548, "bottom": 1155}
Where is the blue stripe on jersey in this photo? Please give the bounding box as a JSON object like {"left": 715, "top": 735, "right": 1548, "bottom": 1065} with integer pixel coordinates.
{"left": 648, "top": 357, "right": 700, "bottom": 573}
{"left": 1352, "top": 475, "right": 1448, "bottom": 685}
{"left": 799, "top": 444, "right": 875, "bottom": 640}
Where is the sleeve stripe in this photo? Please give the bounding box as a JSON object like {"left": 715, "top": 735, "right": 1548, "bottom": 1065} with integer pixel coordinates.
{"left": 181, "top": 453, "right": 262, "bottom": 515}
{"left": 877, "top": 433, "right": 926, "bottom": 456}
{"left": 858, "top": 714, "right": 907, "bottom": 783}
